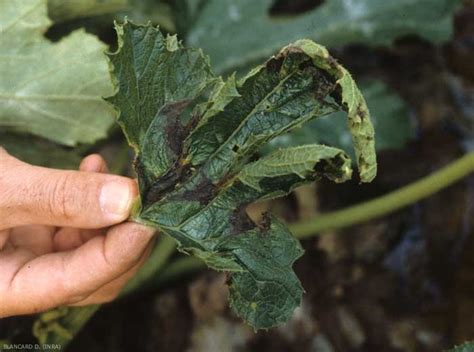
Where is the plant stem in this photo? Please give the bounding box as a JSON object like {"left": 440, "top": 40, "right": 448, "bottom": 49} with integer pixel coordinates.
{"left": 154, "top": 256, "right": 205, "bottom": 286}
{"left": 124, "top": 256, "right": 206, "bottom": 296}
{"left": 290, "top": 152, "right": 474, "bottom": 238}
{"left": 32, "top": 235, "right": 177, "bottom": 349}
{"left": 33, "top": 305, "right": 99, "bottom": 347}
{"left": 121, "top": 234, "right": 177, "bottom": 296}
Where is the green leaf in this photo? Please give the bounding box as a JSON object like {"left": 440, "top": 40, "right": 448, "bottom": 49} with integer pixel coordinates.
{"left": 0, "top": 0, "right": 115, "bottom": 146}
{"left": 265, "top": 79, "right": 415, "bottom": 156}
{"left": 107, "top": 21, "right": 375, "bottom": 329}
{"left": 166, "top": 0, "right": 207, "bottom": 36}
{"left": 446, "top": 342, "right": 474, "bottom": 352}
{"left": 0, "top": 132, "right": 81, "bottom": 169}
{"left": 239, "top": 145, "right": 352, "bottom": 196}
{"left": 125, "top": 0, "right": 176, "bottom": 33}
{"left": 47, "top": 0, "right": 128, "bottom": 22}
{"left": 293, "top": 39, "right": 376, "bottom": 181}
{"left": 186, "top": 0, "right": 462, "bottom": 73}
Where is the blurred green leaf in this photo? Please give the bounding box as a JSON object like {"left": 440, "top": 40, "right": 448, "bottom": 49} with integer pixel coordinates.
{"left": 186, "top": 0, "right": 462, "bottom": 73}
{"left": 166, "top": 0, "right": 207, "bottom": 35}
{"left": 447, "top": 342, "right": 474, "bottom": 352}
{"left": 47, "top": 0, "right": 128, "bottom": 22}
{"left": 0, "top": 0, "right": 115, "bottom": 146}
{"left": 265, "top": 79, "right": 415, "bottom": 156}
{"left": 0, "top": 132, "right": 82, "bottom": 169}
{"left": 125, "top": 0, "right": 176, "bottom": 32}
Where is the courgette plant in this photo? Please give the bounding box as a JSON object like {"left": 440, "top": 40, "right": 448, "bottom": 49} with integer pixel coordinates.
{"left": 106, "top": 21, "right": 376, "bottom": 329}
{"left": 2, "top": 0, "right": 473, "bottom": 348}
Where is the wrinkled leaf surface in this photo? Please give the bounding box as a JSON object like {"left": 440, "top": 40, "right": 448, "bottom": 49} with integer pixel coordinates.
{"left": 107, "top": 21, "right": 376, "bottom": 329}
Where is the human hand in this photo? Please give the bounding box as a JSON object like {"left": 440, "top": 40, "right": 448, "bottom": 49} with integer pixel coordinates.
{"left": 0, "top": 148, "right": 156, "bottom": 317}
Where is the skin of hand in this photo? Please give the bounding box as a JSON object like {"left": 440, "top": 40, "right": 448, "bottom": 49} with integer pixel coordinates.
{"left": 0, "top": 148, "right": 156, "bottom": 318}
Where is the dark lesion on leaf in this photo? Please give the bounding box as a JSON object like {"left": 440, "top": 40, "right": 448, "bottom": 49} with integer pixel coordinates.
{"left": 184, "top": 110, "right": 202, "bottom": 136}
{"left": 279, "top": 45, "right": 308, "bottom": 57}
{"left": 139, "top": 101, "right": 208, "bottom": 206}
{"left": 297, "top": 57, "right": 316, "bottom": 71}
{"left": 267, "top": 48, "right": 341, "bottom": 112}
{"left": 309, "top": 67, "right": 337, "bottom": 101}
{"left": 294, "top": 56, "right": 339, "bottom": 104}
{"left": 326, "top": 82, "right": 344, "bottom": 112}
{"left": 326, "top": 55, "right": 339, "bottom": 70}
{"left": 266, "top": 56, "right": 284, "bottom": 72}
{"left": 259, "top": 212, "right": 272, "bottom": 233}
{"left": 312, "top": 157, "right": 346, "bottom": 179}
{"left": 162, "top": 100, "right": 192, "bottom": 156}
{"left": 356, "top": 102, "right": 367, "bottom": 121}
{"left": 180, "top": 176, "right": 217, "bottom": 204}
{"left": 229, "top": 204, "right": 256, "bottom": 235}
{"left": 279, "top": 49, "right": 340, "bottom": 104}
{"left": 141, "top": 162, "right": 192, "bottom": 206}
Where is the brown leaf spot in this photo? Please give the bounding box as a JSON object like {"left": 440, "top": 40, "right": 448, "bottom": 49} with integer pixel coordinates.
{"left": 143, "top": 162, "right": 192, "bottom": 205}
{"left": 229, "top": 205, "right": 256, "bottom": 235}
{"left": 181, "top": 177, "right": 217, "bottom": 204}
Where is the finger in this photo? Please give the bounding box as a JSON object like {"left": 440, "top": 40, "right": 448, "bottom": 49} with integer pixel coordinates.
{"left": 0, "top": 150, "right": 136, "bottom": 230}
{"left": 53, "top": 227, "right": 106, "bottom": 252}
{"left": 79, "top": 154, "right": 109, "bottom": 173}
{"left": 50, "top": 155, "right": 110, "bottom": 252}
{"left": 0, "top": 222, "right": 155, "bottom": 317}
{"left": 70, "top": 238, "right": 155, "bottom": 306}
{"left": 0, "top": 229, "right": 10, "bottom": 251}
{"left": 78, "top": 154, "right": 110, "bottom": 239}
{"left": 9, "top": 225, "right": 56, "bottom": 256}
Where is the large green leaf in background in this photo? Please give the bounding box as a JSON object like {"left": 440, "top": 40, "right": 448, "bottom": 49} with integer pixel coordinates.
{"left": 47, "top": 0, "right": 176, "bottom": 32}
{"left": 107, "top": 21, "right": 376, "bottom": 329}
{"left": 265, "top": 79, "right": 415, "bottom": 156}
{"left": 47, "top": 0, "right": 128, "bottom": 22}
{"left": 125, "top": 0, "right": 175, "bottom": 32}
{"left": 447, "top": 342, "right": 474, "bottom": 352}
{"left": 0, "top": 0, "right": 114, "bottom": 146}
{"left": 0, "top": 132, "right": 81, "bottom": 169}
{"left": 186, "top": 0, "right": 463, "bottom": 73}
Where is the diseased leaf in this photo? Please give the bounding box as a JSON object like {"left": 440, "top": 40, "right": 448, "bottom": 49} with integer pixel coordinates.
{"left": 224, "top": 218, "right": 304, "bottom": 328}
{"left": 266, "top": 79, "right": 415, "bottom": 156}
{"left": 186, "top": 0, "right": 462, "bottom": 73}
{"left": 239, "top": 145, "right": 352, "bottom": 196}
{"left": 106, "top": 22, "right": 216, "bottom": 199}
{"left": 293, "top": 39, "right": 376, "bottom": 181}
{"left": 0, "top": 0, "right": 115, "bottom": 146}
{"left": 107, "top": 21, "right": 375, "bottom": 329}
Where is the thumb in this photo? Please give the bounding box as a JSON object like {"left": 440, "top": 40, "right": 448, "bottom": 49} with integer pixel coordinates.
{"left": 0, "top": 149, "right": 136, "bottom": 230}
